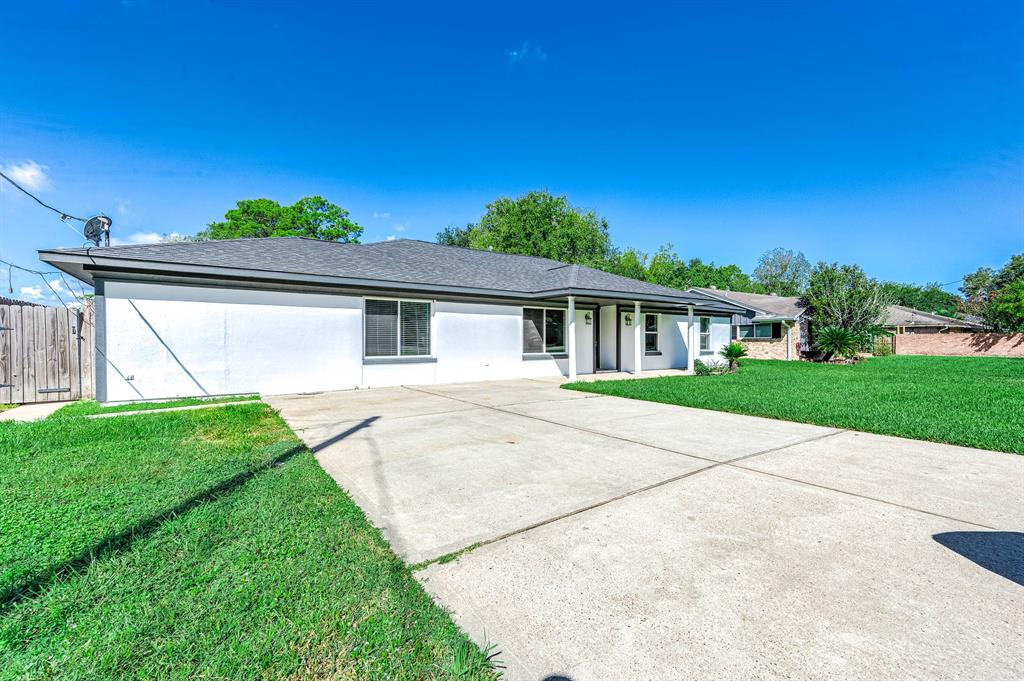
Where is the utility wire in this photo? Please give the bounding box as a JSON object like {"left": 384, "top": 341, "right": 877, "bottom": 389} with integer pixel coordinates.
{"left": 0, "top": 170, "right": 86, "bottom": 222}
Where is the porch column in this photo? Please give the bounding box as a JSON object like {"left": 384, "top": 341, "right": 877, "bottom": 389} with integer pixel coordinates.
{"left": 633, "top": 300, "right": 642, "bottom": 376}
{"left": 567, "top": 296, "right": 577, "bottom": 381}
{"left": 686, "top": 305, "right": 695, "bottom": 373}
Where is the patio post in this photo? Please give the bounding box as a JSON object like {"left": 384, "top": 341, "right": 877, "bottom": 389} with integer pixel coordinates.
{"left": 687, "top": 305, "right": 695, "bottom": 373}
{"left": 634, "top": 300, "right": 642, "bottom": 376}
{"left": 567, "top": 296, "right": 577, "bottom": 381}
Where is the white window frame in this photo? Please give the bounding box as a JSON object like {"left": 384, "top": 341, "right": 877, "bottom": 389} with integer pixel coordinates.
{"left": 644, "top": 313, "right": 660, "bottom": 353}
{"left": 699, "top": 316, "right": 712, "bottom": 353}
{"left": 523, "top": 306, "right": 568, "bottom": 355}
{"left": 363, "top": 297, "right": 433, "bottom": 359}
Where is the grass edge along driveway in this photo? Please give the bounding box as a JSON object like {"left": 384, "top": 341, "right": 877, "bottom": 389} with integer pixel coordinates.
{"left": 565, "top": 356, "right": 1024, "bottom": 454}
{"left": 0, "top": 401, "right": 498, "bottom": 680}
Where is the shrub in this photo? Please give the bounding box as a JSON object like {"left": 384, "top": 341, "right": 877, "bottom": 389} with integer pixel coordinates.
{"left": 815, "top": 326, "right": 863, "bottom": 362}
{"left": 719, "top": 342, "right": 748, "bottom": 373}
{"left": 693, "top": 358, "right": 728, "bottom": 376}
{"left": 872, "top": 335, "right": 893, "bottom": 356}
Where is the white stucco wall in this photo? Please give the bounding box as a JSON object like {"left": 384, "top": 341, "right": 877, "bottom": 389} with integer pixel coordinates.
{"left": 618, "top": 311, "right": 728, "bottom": 373}
{"left": 99, "top": 283, "right": 600, "bottom": 399}
{"left": 99, "top": 281, "right": 363, "bottom": 402}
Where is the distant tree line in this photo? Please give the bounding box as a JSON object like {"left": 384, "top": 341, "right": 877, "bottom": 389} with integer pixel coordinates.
{"left": 185, "top": 190, "right": 1021, "bottom": 333}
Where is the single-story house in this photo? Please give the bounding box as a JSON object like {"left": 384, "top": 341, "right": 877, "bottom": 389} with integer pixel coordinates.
{"left": 883, "top": 305, "right": 987, "bottom": 334}
{"left": 41, "top": 237, "right": 745, "bottom": 402}
{"left": 688, "top": 287, "right": 808, "bottom": 360}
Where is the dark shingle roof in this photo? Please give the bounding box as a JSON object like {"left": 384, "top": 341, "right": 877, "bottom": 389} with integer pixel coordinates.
{"left": 883, "top": 305, "right": 985, "bottom": 329}
{"left": 690, "top": 287, "right": 806, "bottom": 319}
{"left": 41, "top": 237, "right": 740, "bottom": 309}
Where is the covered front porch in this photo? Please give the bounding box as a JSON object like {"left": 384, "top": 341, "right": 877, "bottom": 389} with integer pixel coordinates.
{"left": 536, "top": 292, "right": 744, "bottom": 382}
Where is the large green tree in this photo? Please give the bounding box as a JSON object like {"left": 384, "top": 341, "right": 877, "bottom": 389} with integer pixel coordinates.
{"left": 197, "top": 196, "right": 363, "bottom": 242}
{"left": 601, "top": 244, "right": 757, "bottom": 291}
{"left": 962, "top": 254, "right": 1024, "bottom": 331}
{"left": 435, "top": 190, "right": 613, "bottom": 267}
{"left": 804, "top": 262, "right": 891, "bottom": 335}
{"left": 881, "top": 281, "right": 961, "bottom": 318}
{"left": 752, "top": 247, "right": 811, "bottom": 296}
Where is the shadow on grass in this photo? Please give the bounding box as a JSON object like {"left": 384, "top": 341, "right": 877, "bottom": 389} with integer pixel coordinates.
{"left": 2, "top": 416, "right": 378, "bottom": 611}
{"left": 933, "top": 531, "right": 1024, "bottom": 586}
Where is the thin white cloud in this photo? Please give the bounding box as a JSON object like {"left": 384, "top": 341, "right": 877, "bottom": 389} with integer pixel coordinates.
{"left": 20, "top": 285, "right": 44, "bottom": 300}
{"left": 114, "top": 198, "right": 131, "bottom": 216}
{"left": 393, "top": 223, "right": 407, "bottom": 232}
{"left": 385, "top": 235, "right": 397, "bottom": 241}
{"left": 508, "top": 41, "right": 547, "bottom": 65}
{"left": 109, "top": 231, "right": 182, "bottom": 246}
{"left": 373, "top": 211, "right": 392, "bottom": 220}
{"left": 3, "top": 160, "right": 52, "bottom": 191}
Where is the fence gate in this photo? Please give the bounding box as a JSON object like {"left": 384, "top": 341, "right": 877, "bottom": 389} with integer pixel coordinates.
{"left": 0, "top": 303, "right": 94, "bottom": 404}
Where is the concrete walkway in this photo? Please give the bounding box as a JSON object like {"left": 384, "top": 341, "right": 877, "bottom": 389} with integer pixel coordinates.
{"left": 268, "top": 379, "right": 1024, "bottom": 681}
{"left": 0, "top": 401, "right": 70, "bottom": 422}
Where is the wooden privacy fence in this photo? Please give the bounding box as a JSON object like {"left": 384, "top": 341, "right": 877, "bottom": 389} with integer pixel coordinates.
{"left": 0, "top": 302, "right": 94, "bottom": 404}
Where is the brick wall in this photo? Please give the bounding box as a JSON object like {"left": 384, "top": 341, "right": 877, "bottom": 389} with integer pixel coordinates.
{"left": 739, "top": 322, "right": 801, "bottom": 360}
{"left": 894, "top": 333, "right": 1024, "bottom": 357}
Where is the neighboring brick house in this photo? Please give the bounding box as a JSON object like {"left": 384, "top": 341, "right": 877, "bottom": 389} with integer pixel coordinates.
{"left": 883, "top": 305, "right": 987, "bottom": 334}
{"left": 688, "top": 289, "right": 988, "bottom": 361}
{"left": 689, "top": 288, "right": 806, "bottom": 360}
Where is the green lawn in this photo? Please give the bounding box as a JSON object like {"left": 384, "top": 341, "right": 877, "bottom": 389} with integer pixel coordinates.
{"left": 52, "top": 394, "right": 260, "bottom": 417}
{"left": 565, "top": 356, "right": 1024, "bottom": 453}
{"left": 0, "top": 403, "right": 496, "bottom": 679}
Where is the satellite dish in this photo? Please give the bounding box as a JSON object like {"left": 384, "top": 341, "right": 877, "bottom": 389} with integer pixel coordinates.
{"left": 83, "top": 215, "right": 112, "bottom": 246}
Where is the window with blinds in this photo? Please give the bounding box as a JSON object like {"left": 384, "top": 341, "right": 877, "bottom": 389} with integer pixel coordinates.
{"left": 400, "top": 301, "right": 431, "bottom": 356}
{"left": 364, "top": 299, "right": 431, "bottom": 357}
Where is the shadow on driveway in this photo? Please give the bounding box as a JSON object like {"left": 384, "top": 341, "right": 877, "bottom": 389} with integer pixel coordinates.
{"left": 933, "top": 531, "right": 1024, "bottom": 586}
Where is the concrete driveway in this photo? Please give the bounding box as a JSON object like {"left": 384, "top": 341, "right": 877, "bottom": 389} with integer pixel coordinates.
{"left": 268, "top": 379, "right": 1024, "bottom": 681}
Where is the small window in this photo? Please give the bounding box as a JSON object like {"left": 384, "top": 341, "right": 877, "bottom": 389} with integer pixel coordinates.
{"left": 365, "top": 299, "right": 431, "bottom": 357}
{"left": 699, "top": 317, "right": 711, "bottom": 352}
{"left": 644, "top": 314, "right": 659, "bottom": 352}
{"left": 523, "top": 307, "right": 566, "bottom": 354}
{"left": 736, "top": 324, "right": 754, "bottom": 339}
{"left": 755, "top": 323, "right": 773, "bottom": 339}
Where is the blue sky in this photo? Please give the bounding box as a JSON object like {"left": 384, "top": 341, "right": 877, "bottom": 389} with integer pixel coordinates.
{"left": 1, "top": 1, "right": 1021, "bottom": 304}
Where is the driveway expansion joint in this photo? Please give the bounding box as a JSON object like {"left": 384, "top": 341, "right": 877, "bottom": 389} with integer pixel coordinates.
{"left": 404, "top": 384, "right": 1006, "bottom": 559}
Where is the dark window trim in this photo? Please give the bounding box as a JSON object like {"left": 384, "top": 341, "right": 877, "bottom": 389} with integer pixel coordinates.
{"left": 364, "top": 297, "right": 433, "bottom": 359}
{"left": 523, "top": 306, "right": 568, "bottom": 355}
{"left": 363, "top": 356, "right": 438, "bottom": 365}
{"left": 644, "top": 350, "right": 662, "bottom": 356}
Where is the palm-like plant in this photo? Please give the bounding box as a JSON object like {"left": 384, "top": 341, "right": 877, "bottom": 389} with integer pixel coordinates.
{"left": 719, "top": 341, "right": 748, "bottom": 373}
{"left": 815, "top": 326, "right": 862, "bottom": 362}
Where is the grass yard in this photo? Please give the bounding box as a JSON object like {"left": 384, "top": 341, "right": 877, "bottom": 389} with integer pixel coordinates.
{"left": 565, "top": 355, "right": 1024, "bottom": 454}
{"left": 0, "top": 402, "right": 496, "bottom": 679}
{"left": 52, "top": 393, "right": 260, "bottom": 417}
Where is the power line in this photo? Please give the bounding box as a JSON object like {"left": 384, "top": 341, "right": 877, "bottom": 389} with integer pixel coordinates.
{"left": 0, "top": 257, "right": 61, "bottom": 277}
{"left": 0, "top": 170, "right": 86, "bottom": 222}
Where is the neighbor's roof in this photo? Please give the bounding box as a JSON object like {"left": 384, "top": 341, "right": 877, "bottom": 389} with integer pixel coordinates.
{"left": 883, "top": 305, "right": 986, "bottom": 330}
{"left": 689, "top": 287, "right": 806, "bottom": 320}
{"left": 39, "top": 237, "right": 743, "bottom": 310}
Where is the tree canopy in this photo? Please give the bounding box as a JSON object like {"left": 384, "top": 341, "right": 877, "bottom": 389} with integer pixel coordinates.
{"left": 197, "top": 196, "right": 363, "bottom": 242}
{"left": 803, "top": 262, "right": 891, "bottom": 334}
{"left": 962, "top": 253, "right": 1024, "bottom": 331}
{"left": 436, "top": 190, "right": 613, "bottom": 267}
{"left": 753, "top": 247, "right": 811, "bottom": 296}
{"left": 881, "top": 281, "right": 960, "bottom": 318}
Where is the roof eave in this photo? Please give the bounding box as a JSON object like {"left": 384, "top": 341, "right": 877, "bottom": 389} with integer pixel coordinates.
{"left": 39, "top": 251, "right": 746, "bottom": 310}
